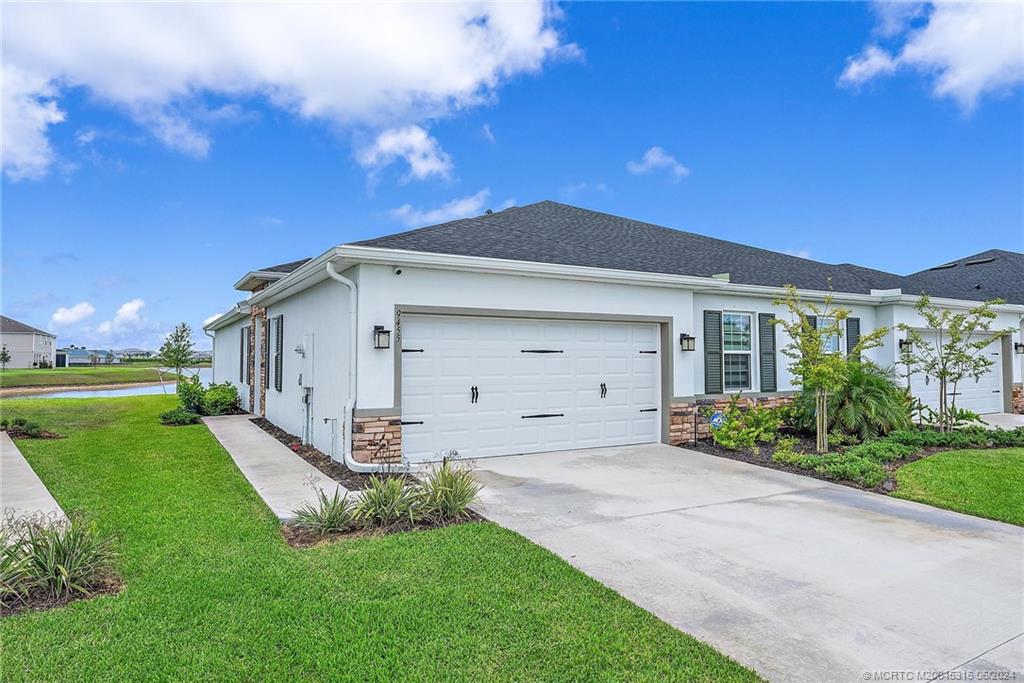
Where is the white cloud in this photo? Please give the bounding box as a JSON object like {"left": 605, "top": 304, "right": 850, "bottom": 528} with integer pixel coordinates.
{"left": 2, "top": 2, "right": 573, "bottom": 180}
{"left": 482, "top": 123, "right": 496, "bottom": 143}
{"left": 626, "top": 146, "right": 690, "bottom": 182}
{"left": 97, "top": 298, "right": 146, "bottom": 335}
{"left": 50, "top": 301, "right": 95, "bottom": 327}
{"left": 389, "top": 189, "right": 498, "bottom": 227}
{"left": 563, "top": 180, "right": 610, "bottom": 196}
{"left": 840, "top": 2, "right": 1024, "bottom": 111}
{"left": 356, "top": 125, "right": 452, "bottom": 182}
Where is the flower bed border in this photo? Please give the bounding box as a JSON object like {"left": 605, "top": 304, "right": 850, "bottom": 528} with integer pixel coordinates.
{"left": 1, "top": 575, "right": 122, "bottom": 618}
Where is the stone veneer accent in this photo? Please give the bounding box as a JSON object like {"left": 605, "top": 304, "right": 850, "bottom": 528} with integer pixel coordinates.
{"left": 1013, "top": 383, "right": 1024, "bottom": 415}
{"left": 352, "top": 415, "right": 403, "bottom": 464}
{"left": 669, "top": 394, "right": 796, "bottom": 445}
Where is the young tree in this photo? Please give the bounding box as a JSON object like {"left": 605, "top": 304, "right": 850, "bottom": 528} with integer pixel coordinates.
{"left": 159, "top": 322, "right": 196, "bottom": 383}
{"left": 773, "top": 285, "right": 887, "bottom": 453}
{"left": 898, "top": 295, "right": 1009, "bottom": 432}
{"left": 0, "top": 345, "right": 10, "bottom": 370}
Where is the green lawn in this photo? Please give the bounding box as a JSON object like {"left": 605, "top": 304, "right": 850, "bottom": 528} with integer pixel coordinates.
{"left": 0, "top": 396, "right": 755, "bottom": 682}
{"left": 893, "top": 448, "right": 1024, "bottom": 526}
{"left": 0, "top": 366, "right": 179, "bottom": 389}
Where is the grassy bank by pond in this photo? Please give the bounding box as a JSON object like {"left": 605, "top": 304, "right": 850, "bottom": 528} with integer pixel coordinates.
{"left": 0, "top": 366, "right": 182, "bottom": 389}
{"left": 1, "top": 396, "right": 756, "bottom": 682}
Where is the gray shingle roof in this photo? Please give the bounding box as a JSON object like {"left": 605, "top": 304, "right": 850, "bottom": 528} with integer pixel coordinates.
{"left": 259, "top": 258, "right": 311, "bottom": 274}
{"left": 0, "top": 315, "right": 52, "bottom": 336}
{"left": 903, "top": 249, "right": 1024, "bottom": 305}
{"left": 353, "top": 201, "right": 1023, "bottom": 304}
{"left": 355, "top": 201, "right": 896, "bottom": 294}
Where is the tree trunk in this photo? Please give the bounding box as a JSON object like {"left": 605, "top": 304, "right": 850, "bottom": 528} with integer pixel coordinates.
{"left": 816, "top": 388, "right": 828, "bottom": 453}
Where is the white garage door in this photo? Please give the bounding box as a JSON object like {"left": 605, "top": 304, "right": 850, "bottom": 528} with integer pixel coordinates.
{"left": 400, "top": 315, "right": 661, "bottom": 462}
{"left": 909, "top": 333, "right": 1004, "bottom": 415}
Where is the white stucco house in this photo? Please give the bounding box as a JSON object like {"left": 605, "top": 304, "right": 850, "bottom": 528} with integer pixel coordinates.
{"left": 205, "top": 201, "right": 1024, "bottom": 471}
{"left": 0, "top": 316, "right": 57, "bottom": 369}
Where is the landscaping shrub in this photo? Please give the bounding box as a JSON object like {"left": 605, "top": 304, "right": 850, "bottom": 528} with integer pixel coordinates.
{"left": 202, "top": 382, "right": 240, "bottom": 416}
{"left": 708, "top": 395, "right": 782, "bottom": 451}
{"left": 1, "top": 515, "right": 116, "bottom": 603}
{"left": 887, "top": 427, "right": 1024, "bottom": 450}
{"left": 159, "top": 407, "right": 201, "bottom": 426}
{"left": 354, "top": 476, "right": 423, "bottom": 527}
{"left": 292, "top": 488, "right": 356, "bottom": 535}
{"left": 176, "top": 376, "right": 206, "bottom": 413}
{"left": 2, "top": 417, "right": 46, "bottom": 439}
{"left": 843, "top": 439, "right": 916, "bottom": 464}
{"left": 793, "top": 361, "right": 911, "bottom": 441}
{"left": 420, "top": 460, "right": 481, "bottom": 522}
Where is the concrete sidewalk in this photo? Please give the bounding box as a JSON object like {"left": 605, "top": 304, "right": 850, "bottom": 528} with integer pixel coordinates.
{"left": 1, "top": 431, "right": 66, "bottom": 521}
{"left": 203, "top": 415, "right": 346, "bottom": 521}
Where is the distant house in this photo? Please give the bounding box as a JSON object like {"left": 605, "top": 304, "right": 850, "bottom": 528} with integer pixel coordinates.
{"left": 0, "top": 316, "right": 57, "bottom": 369}
{"left": 57, "top": 347, "right": 125, "bottom": 367}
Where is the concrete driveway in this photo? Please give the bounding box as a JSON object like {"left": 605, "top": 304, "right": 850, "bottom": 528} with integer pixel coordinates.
{"left": 473, "top": 444, "right": 1023, "bottom": 682}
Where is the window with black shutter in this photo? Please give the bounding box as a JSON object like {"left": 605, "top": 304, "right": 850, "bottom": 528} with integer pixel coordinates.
{"left": 273, "top": 315, "right": 284, "bottom": 392}
{"left": 239, "top": 327, "right": 245, "bottom": 382}
{"left": 263, "top": 320, "right": 271, "bottom": 389}
{"left": 245, "top": 326, "right": 253, "bottom": 385}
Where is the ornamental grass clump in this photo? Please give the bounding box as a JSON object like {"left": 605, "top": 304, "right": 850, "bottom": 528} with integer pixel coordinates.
{"left": 1, "top": 514, "right": 116, "bottom": 607}
{"left": 354, "top": 475, "right": 424, "bottom": 527}
{"left": 420, "top": 460, "right": 481, "bottom": 523}
{"left": 293, "top": 488, "right": 356, "bottom": 536}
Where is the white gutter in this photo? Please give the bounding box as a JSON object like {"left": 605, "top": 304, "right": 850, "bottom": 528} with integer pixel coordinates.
{"left": 325, "top": 261, "right": 387, "bottom": 473}
{"left": 203, "top": 329, "right": 216, "bottom": 382}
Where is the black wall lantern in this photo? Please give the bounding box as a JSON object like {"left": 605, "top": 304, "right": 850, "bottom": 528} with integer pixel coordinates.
{"left": 899, "top": 338, "right": 912, "bottom": 353}
{"left": 373, "top": 325, "right": 391, "bottom": 350}
{"left": 679, "top": 333, "right": 696, "bottom": 352}
{"left": 1015, "top": 341, "right": 1024, "bottom": 355}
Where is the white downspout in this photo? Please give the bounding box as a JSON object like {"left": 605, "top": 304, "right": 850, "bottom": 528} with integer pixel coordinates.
{"left": 204, "top": 329, "right": 216, "bottom": 383}
{"left": 325, "top": 261, "right": 388, "bottom": 473}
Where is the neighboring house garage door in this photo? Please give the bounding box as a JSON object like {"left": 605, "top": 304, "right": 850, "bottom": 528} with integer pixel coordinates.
{"left": 400, "top": 315, "right": 661, "bottom": 462}
{"left": 909, "top": 333, "right": 1004, "bottom": 415}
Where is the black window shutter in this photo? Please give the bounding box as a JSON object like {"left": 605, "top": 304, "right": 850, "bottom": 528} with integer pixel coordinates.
{"left": 239, "top": 328, "right": 245, "bottom": 382}
{"left": 246, "top": 326, "right": 253, "bottom": 385}
{"left": 704, "top": 310, "right": 723, "bottom": 394}
{"left": 846, "top": 317, "right": 861, "bottom": 359}
{"left": 758, "top": 313, "right": 777, "bottom": 392}
{"left": 806, "top": 315, "right": 817, "bottom": 330}
{"left": 274, "top": 316, "right": 284, "bottom": 392}
{"left": 263, "top": 321, "right": 271, "bottom": 389}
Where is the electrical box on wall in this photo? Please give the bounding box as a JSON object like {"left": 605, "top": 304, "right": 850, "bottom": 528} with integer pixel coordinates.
{"left": 301, "top": 333, "right": 315, "bottom": 387}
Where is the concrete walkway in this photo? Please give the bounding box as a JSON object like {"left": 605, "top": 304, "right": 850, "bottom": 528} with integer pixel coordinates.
{"left": 475, "top": 443, "right": 1024, "bottom": 682}
{"left": 1, "top": 432, "right": 66, "bottom": 521}
{"left": 203, "top": 415, "right": 346, "bottom": 521}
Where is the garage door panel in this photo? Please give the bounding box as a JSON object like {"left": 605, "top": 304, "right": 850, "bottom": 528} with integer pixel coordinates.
{"left": 401, "top": 315, "right": 661, "bottom": 462}
{"left": 909, "top": 333, "right": 1003, "bottom": 415}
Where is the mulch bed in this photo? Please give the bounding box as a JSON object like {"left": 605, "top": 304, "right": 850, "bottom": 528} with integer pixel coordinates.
{"left": 250, "top": 418, "right": 407, "bottom": 490}
{"left": 281, "top": 512, "right": 484, "bottom": 549}
{"left": 1, "top": 427, "right": 63, "bottom": 439}
{"left": 1, "top": 575, "right": 122, "bottom": 618}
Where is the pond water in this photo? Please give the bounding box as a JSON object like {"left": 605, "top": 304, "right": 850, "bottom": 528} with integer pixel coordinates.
{"left": 12, "top": 367, "right": 214, "bottom": 400}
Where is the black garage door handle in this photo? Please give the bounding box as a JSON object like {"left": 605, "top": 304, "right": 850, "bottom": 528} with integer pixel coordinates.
{"left": 522, "top": 413, "right": 564, "bottom": 419}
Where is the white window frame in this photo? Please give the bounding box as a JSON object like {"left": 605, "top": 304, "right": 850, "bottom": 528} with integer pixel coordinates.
{"left": 819, "top": 316, "right": 842, "bottom": 354}
{"left": 722, "top": 311, "right": 756, "bottom": 392}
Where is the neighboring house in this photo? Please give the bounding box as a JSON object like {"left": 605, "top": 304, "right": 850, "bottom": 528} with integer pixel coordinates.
{"left": 0, "top": 316, "right": 57, "bottom": 369}
{"left": 57, "top": 348, "right": 124, "bottom": 367}
{"left": 205, "top": 201, "right": 1024, "bottom": 469}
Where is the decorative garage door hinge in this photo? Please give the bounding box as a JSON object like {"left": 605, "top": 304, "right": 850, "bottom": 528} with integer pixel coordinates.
{"left": 520, "top": 349, "right": 564, "bottom": 353}
{"left": 640, "top": 408, "right": 658, "bottom": 412}
{"left": 400, "top": 420, "right": 424, "bottom": 425}
{"left": 521, "top": 413, "right": 564, "bottom": 419}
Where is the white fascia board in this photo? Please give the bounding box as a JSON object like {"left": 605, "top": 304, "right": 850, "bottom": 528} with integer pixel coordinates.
{"left": 203, "top": 303, "right": 253, "bottom": 332}
{"left": 232, "top": 270, "right": 287, "bottom": 291}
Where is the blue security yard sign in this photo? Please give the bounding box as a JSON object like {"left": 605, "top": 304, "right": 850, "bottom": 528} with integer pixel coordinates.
{"left": 710, "top": 410, "right": 726, "bottom": 430}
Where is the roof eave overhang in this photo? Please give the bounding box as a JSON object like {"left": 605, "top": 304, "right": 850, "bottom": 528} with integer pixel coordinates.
{"left": 228, "top": 245, "right": 1024, "bottom": 317}
{"left": 232, "top": 270, "right": 287, "bottom": 292}
{"left": 203, "top": 303, "right": 253, "bottom": 332}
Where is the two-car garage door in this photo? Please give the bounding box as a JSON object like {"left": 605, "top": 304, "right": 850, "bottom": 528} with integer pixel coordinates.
{"left": 400, "top": 315, "right": 661, "bottom": 462}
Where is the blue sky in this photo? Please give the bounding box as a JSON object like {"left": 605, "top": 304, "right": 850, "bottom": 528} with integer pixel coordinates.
{"left": 3, "top": 2, "right": 1022, "bottom": 349}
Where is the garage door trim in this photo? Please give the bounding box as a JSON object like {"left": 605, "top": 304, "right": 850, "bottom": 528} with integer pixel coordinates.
{"left": 392, "top": 305, "right": 674, "bottom": 445}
